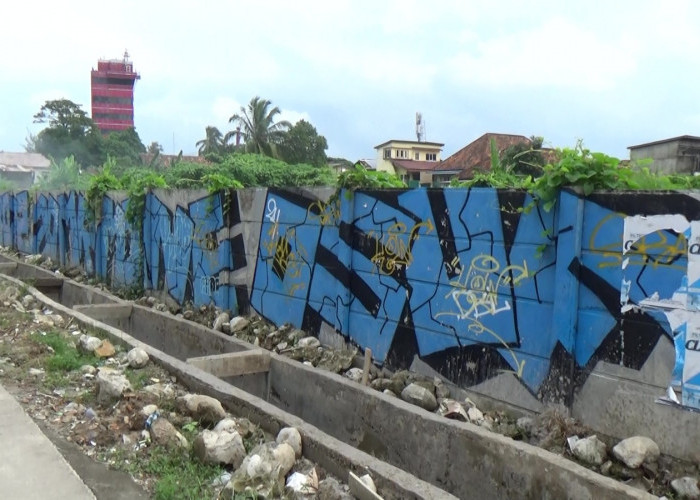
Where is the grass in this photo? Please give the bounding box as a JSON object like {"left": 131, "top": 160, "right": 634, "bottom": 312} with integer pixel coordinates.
{"left": 115, "top": 441, "right": 224, "bottom": 499}
{"left": 35, "top": 331, "right": 97, "bottom": 372}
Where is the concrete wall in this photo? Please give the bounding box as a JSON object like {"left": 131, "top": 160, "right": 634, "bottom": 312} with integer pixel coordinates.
{"left": 630, "top": 140, "right": 698, "bottom": 174}
{"left": 2, "top": 186, "right": 700, "bottom": 451}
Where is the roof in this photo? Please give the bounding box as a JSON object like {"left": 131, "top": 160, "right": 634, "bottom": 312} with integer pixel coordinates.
{"left": 628, "top": 135, "right": 700, "bottom": 150}
{"left": 438, "top": 133, "right": 531, "bottom": 179}
{"left": 391, "top": 160, "right": 440, "bottom": 172}
{"left": 374, "top": 139, "right": 444, "bottom": 149}
{"left": 0, "top": 152, "right": 50, "bottom": 169}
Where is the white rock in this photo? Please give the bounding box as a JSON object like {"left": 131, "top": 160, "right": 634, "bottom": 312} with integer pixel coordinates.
{"left": 79, "top": 334, "right": 102, "bottom": 353}
{"left": 612, "top": 436, "right": 660, "bottom": 469}
{"left": 344, "top": 367, "right": 364, "bottom": 383}
{"left": 276, "top": 427, "right": 302, "bottom": 458}
{"left": 213, "top": 312, "right": 230, "bottom": 332}
{"left": 29, "top": 368, "right": 45, "bottom": 376}
{"left": 214, "top": 418, "right": 239, "bottom": 434}
{"left": 400, "top": 383, "right": 438, "bottom": 411}
{"left": 297, "top": 336, "right": 321, "bottom": 349}
{"left": 571, "top": 435, "right": 607, "bottom": 465}
{"left": 273, "top": 442, "right": 295, "bottom": 476}
{"left": 150, "top": 417, "right": 188, "bottom": 448}
{"left": 141, "top": 404, "right": 159, "bottom": 417}
{"left": 96, "top": 367, "right": 132, "bottom": 404}
{"left": 176, "top": 394, "right": 226, "bottom": 425}
{"left": 80, "top": 364, "right": 97, "bottom": 375}
{"left": 359, "top": 474, "right": 377, "bottom": 493}
{"left": 437, "top": 399, "right": 468, "bottom": 422}
{"left": 671, "top": 477, "right": 700, "bottom": 499}
{"left": 194, "top": 430, "right": 246, "bottom": 467}
{"left": 467, "top": 406, "right": 485, "bottom": 425}
{"left": 142, "top": 383, "right": 176, "bottom": 399}
{"left": 286, "top": 470, "right": 319, "bottom": 495}
{"left": 229, "top": 316, "right": 250, "bottom": 333}
{"left": 127, "top": 348, "right": 149, "bottom": 369}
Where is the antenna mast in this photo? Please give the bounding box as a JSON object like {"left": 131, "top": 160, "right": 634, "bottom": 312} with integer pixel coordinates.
{"left": 416, "top": 112, "right": 425, "bottom": 142}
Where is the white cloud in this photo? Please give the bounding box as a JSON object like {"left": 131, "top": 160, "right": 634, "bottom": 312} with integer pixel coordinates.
{"left": 447, "top": 17, "right": 638, "bottom": 90}
{"left": 279, "top": 109, "right": 311, "bottom": 126}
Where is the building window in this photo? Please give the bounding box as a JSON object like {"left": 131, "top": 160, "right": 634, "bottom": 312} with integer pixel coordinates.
{"left": 383, "top": 148, "right": 392, "bottom": 159}
{"left": 414, "top": 152, "right": 420, "bottom": 160}
{"left": 396, "top": 149, "right": 409, "bottom": 159}
{"left": 412, "top": 173, "right": 420, "bottom": 181}
{"left": 426, "top": 153, "right": 437, "bottom": 161}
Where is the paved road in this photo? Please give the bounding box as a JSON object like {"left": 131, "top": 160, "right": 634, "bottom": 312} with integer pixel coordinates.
{"left": 0, "top": 383, "right": 95, "bottom": 499}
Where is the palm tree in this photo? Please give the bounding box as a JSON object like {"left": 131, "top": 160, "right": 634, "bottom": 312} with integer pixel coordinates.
{"left": 196, "top": 126, "right": 224, "bottom": 156}
{"left": 228, "top": 96, "right": 291, "bottom": 157}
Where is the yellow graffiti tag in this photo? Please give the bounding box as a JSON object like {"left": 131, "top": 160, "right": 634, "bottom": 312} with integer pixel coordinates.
{"left": 589, "top": 212, "right": 687, "bottom": 270}
{"left": 368, "top": 218, "right": 434, "bottom": 274}
{"left": 262, "top": 224, "right": 308, "bottom": 295}
{"left": 307, "top": 198, "right": 340, "bottom": 226}
{"left": 435, "top": 254, "right": 530, "bottom": 379}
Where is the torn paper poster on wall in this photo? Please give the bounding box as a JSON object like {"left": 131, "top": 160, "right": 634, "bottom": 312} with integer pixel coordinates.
{"left": 622, "top": 214, "right": 700, "bottom": 408}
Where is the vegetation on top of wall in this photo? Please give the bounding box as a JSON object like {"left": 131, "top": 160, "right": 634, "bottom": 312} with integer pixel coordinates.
{"left": 453, "top": 140, "right": 700, "bottom": 211}
{"left": 34, "top": 155, "right": 91, "bottom": 192}
{"left": 336, "top": 162, "right": 406, "bottom": 190}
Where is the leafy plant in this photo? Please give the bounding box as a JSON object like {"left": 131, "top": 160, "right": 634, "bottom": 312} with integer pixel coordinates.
{"left": 336, "top": 162, "right": 406, "bottom": 190}
{"left": 122, "top": 169, "right": 168, "bottom": 230}
{"left": 452, "top": 138, "right": 532, "bottom": 189}
{"left": 35, "top": 331, "right": 97, "bottom": 372}
{"left": 86, "top": 158, "right": 122, "bottom": 221}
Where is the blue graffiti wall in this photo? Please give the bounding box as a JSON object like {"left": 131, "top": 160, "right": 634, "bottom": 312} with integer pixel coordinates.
{"left": 1, "top": 187, "right": 694, "bottom": 408}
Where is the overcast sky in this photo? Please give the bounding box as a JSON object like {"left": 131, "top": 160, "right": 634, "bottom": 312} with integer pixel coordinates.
{"left": 1, "top": 1, "right": 698, "bottom": 162}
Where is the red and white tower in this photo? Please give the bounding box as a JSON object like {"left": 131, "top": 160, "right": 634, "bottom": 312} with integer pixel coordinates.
{"left": 90, "top": 50, "right": 140, "bottom": 133}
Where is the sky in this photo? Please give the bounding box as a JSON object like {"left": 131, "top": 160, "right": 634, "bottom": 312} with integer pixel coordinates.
{"left": 2, "top": 0, "right": 700, "bottom": 162}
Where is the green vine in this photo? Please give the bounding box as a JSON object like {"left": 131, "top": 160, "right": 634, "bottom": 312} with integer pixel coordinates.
{"left": 85, "top": 158, "right": 121, "bottom": 223}
{"left": 202, "top": 172, "right": 243, "bottom": 216}
{"left": 123, "top": 170, "right": 168, "bottom": 231}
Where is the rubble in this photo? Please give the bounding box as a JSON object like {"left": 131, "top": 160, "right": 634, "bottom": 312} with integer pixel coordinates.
{"left": 613, "top": 436, "right": 660, "bottom": 469}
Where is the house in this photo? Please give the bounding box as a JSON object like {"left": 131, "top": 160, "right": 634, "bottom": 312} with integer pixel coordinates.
{"left": 628, "top": 136, "right": 700, "bottom": 174}
{"left": 0, "top": 152, "right": 51, "bottom": 188}
{"left": 438, "top": 133, "right": 532, "bottom": 180}
{"left": 374, "top": 139, "right": 444, "bottom": 187}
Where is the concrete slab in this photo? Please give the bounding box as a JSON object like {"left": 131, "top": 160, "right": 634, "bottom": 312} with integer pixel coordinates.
{"left": 0, "top": 383, "right": 95, "bottom": 499}
{"left": 73, "top": 303, "right": 133, "bottom": 320}
{"left": 187, "top": 349, "right": 270, "bottom": 377}
{"left": 0, "top": 262, "right": 17, "bottom": 273}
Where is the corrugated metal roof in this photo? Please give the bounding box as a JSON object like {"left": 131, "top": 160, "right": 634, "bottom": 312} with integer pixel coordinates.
{"left": 0, "top": 152, "right": 50, "bottom": 169}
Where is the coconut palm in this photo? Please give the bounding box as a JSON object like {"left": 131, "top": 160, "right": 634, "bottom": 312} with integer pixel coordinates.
{"left": 228, "top": 96, "right": 291, "bottom": 157}
{"left": 196, "top": 126, "right": 224, "bottom": 156}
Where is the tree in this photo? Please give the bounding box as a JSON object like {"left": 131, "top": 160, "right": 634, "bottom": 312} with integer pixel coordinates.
{"left": 500, "top": 135, "right": 546, "bottom": 177}
{"left": 196, "top": 126, "right": 225, "bottom": 156}
{"left": 228, "top": 96, "right": 290, "bottom": 157}
{"left": 147, "top": 141, "right": 163, "bottom": 155}
{"left": 101, "top": 127, "right": 146, "bottom": 166}
{"left": 278, "top": 120, "right": 328, "bottom": 167}
{"left": 31, "top": 99, "right": 103, "bottom": 167}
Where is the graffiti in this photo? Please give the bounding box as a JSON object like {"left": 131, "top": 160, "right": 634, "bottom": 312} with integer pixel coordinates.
{"left": 367, "top": 219, "right": 434, "bottom": 274}
{"left": 307, "top": 198, "right": 340, "bottom": 226}
{"left": 6, "top": 186, "right": 700, "bottom": 410}
{"left": 589, "top": 212, "right": 687, "bottom": 270}
{"left": 440, "top": 255, "right": 530, "bottom": 322}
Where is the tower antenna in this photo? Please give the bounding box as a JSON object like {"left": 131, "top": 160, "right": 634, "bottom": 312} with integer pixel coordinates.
{"left": 416, "top": 112, "right": 425, "bottom": 142}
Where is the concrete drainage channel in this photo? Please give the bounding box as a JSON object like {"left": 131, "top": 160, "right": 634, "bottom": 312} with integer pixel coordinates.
{"left": 0, "top": 256, "right": 654, "bottom": 500}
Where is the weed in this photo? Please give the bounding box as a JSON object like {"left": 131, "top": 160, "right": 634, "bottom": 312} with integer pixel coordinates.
{"left": 35, "top": 331, "right": 97, "bottom": 372}
{"left": 139, "top": 445, "right": 223, "bottom": 500}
